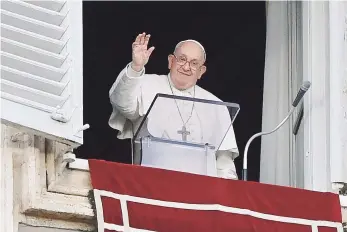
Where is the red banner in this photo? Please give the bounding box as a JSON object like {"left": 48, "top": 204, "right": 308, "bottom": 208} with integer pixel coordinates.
{"left": 89, "top": 159, "right": 343, "bottom": 232}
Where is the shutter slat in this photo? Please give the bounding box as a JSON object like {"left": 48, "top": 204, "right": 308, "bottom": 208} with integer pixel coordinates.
{"left": 1, "top": 0, "right": 66, "bottom": 26}
{"left": 1, "top": 9, "right": 66, "bottom": 40}
{"left": 1, "top": 24, "right": 66, "bottom": 54}
{"left": 23, "top": 0, "right": 66, "bottom": 12}
{"left": 1, "top": 37, "right": 67, "bottom": 68}
{"left": 1, "top": 51, "right": 67, "bottom": 82}
{"left": 1, "top": 66, "right": 66, "bottom": 95}
{"left": 1, "top": 79, "right": 67, "bottom": 107}
{"left": 1, "top": 92, "right": 54, "bottom": 113}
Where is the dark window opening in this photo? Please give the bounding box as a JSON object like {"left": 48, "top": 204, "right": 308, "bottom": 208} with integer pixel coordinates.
{"left": 76, "top": 1, "right": 266, "bottom": 182}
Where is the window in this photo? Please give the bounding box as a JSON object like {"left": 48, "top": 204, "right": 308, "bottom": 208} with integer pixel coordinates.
{"left": 75, "top": 1, "right": 266, "bottom": 181}
{"left": 1, "top": 0, "right": 84, "bottom": 146}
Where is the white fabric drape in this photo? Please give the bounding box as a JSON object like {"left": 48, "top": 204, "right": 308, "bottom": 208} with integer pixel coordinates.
{"left": 259, "top": 2, "right": 291, "bottom": 186}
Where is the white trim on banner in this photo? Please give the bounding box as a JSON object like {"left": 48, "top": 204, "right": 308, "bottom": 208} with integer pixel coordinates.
{"left": 93, "top": 189, "right": 343, "bottom": 232}
{"left": 93, "top": 189, "right": 106, "bottom": 232}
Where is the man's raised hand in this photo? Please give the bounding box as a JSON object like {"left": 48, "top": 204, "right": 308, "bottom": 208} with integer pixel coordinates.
{"left": 131, "top": 32, "right": 155, "bottom": 72}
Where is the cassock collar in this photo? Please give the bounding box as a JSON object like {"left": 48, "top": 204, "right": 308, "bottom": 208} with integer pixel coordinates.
{"left": 167, "top": 73, "right": 195, "bottom": 97}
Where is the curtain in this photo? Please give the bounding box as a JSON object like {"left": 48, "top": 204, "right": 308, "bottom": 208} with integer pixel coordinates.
{"left": 259, "top": 1, "right": 291, "bottom": 186}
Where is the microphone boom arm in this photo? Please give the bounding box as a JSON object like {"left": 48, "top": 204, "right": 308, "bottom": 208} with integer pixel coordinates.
{"left": 242, "top": 107, "right": 296, "bottom": 181}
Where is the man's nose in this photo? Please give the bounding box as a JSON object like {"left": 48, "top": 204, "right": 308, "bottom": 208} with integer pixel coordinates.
{"left": 182, "top": 61, "right": 191, "bottom": 70}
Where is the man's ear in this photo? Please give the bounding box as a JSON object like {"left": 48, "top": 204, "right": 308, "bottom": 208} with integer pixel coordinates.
{"left": 168, "top": 55, "right": 174, "bottom": 69}
{"left": 197, "top": 65, "right": 207, "bottom": 79}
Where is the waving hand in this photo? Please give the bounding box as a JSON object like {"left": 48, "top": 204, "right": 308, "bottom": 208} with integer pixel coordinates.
{"left": 131, "top": 32, "right": 155, "bottom": 72}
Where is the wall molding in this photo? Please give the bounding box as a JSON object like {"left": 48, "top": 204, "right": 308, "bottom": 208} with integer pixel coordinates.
{"left": 0, "top": 124, "right": 97, "bottom": 231}
{"left": 46, "top": 140, "right": 91, "bottom": 197}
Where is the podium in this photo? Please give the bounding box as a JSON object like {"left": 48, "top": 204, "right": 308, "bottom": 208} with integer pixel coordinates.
{"left": 132, "top": 93, "right": 240, "bottom": 177}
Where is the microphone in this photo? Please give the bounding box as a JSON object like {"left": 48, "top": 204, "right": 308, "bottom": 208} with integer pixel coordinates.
{"left": 292, "top": 81, "right": 311, "bottom": 107}
{"left": 242, "top": 81, "right": 311, "bottom": 181}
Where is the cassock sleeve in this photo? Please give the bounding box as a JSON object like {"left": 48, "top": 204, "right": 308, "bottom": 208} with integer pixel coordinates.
{"left": 216, "top": 125, "right": 239, "bottom": 180}
{"left": 216, "top": 109, "right": 239, "bottom": 180}
{"left": 219, "top": 124, "right": 239, "bottom": 158}
{"left": 108, "top": 62, "right": 145, "bottom": 139}
{"left": 216, "top": 150, "right": 238, "bottom": 180}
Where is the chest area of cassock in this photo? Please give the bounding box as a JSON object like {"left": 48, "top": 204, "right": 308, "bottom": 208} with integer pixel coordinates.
{"left": 140, "top": 76, "right": 231, "bottom": 148}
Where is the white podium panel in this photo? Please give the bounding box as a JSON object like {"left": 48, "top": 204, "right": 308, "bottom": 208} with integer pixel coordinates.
{"left": 132, "top": 94, "right": 240, "bottom": 177}
{"left": 140, "top": 137, "right": 217, "bottom": 177}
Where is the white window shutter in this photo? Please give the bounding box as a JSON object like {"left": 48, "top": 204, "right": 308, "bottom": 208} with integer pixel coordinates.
{"left": 1, "top": 0, "right": 84, "bottom": 146}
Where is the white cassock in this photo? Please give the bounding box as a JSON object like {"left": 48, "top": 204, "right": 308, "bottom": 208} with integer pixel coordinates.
{"left": 108, "top": 62, "right": 239, "bottom": 179}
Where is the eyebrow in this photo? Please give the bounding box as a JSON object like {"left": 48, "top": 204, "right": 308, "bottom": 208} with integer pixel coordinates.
{"left": 176, "top": 53, "right": 201, "bottom": 62}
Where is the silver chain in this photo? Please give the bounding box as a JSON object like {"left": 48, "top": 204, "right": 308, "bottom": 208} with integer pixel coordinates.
{"left": 167, "top": 77, "right": 195, "bottom": 126}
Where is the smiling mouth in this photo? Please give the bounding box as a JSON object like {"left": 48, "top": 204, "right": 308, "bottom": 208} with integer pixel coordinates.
{"left": 178, "top": 70, "right": 191, "bottom": 76}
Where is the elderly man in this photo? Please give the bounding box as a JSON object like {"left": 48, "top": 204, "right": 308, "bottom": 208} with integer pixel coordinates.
{"left": 109, "top": 32, "right": 239, "bottom": 180}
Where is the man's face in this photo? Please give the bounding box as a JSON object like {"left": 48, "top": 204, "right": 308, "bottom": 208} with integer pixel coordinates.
{"left": 168, "top": 41, "right": 206, "bottom": 90}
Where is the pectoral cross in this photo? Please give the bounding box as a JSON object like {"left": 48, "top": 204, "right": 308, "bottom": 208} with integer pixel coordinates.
{"left": 177, "top": 126, "right": 190, "bottom": 141}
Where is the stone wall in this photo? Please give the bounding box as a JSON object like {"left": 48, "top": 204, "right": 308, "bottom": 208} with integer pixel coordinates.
{"left": 1, "top": 124, "right": 95, "bottom": 232}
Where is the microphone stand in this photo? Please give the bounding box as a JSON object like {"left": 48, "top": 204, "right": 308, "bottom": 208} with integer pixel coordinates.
{"left": 242, "top": 81, "right": 311, "bottom": 181}
{"left": 242, "top": 107, "right": 296, "bottom": 181}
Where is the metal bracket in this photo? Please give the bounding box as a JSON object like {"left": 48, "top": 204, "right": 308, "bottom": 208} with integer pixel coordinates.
{"left": 57, "top": 148, "right": 76, "bottom": 175}
{"left": 51, "top": 105, "right": 76, "bottom": 123}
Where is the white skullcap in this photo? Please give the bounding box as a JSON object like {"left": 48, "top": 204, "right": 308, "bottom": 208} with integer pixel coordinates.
{"left": 174, "top": 39, "right": 206, "bottom": 61}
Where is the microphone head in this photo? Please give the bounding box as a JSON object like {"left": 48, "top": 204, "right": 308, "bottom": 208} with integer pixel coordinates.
{"left": 301, "top": 81, "right": 311, "bottom": 91}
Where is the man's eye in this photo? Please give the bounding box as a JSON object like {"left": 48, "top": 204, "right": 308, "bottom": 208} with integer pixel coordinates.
{"left": 191, "top": 62, "right": 199, "bottom": 67}
{"left": 179, "top": 57, "right": 186, "bottom": 62}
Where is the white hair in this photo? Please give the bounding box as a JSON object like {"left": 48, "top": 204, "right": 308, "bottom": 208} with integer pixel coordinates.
{"left": 174, "top": 39, "right": 206, "bottom": 61}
